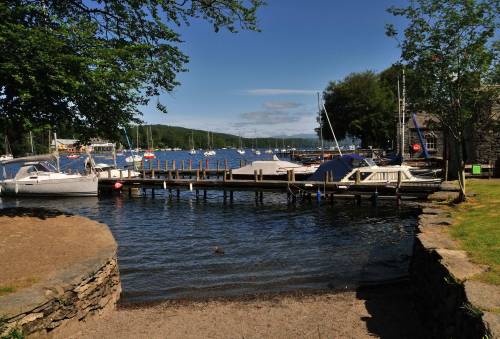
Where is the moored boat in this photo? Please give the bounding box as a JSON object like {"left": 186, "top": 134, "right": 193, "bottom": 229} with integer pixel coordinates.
{"left": 232, "top": 155, "right": 318, "bottom": 180}
{"left": 0, "top": 155, "right": 98, "bottom": 197}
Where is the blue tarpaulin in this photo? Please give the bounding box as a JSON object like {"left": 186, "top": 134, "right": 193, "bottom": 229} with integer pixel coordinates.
{"left": 307, "top": 154, "right": 366, "bottom": 181}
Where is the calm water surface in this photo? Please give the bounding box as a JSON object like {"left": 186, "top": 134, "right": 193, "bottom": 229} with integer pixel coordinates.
{"left": 0, "top": 151, "right": 418, "bottom": 304}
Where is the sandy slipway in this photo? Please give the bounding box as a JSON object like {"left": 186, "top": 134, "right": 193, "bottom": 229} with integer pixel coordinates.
{"left": 52, "top": 285, "right": 424, "bottom": 339}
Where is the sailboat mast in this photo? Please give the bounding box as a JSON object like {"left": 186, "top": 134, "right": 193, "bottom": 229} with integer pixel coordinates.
{"left": 401, "top": 68, "right": 406, "bottom": 159}
{"left": 317, "top": 92, "right": 324, "bottom": 161}
{"left": 29, "top": 131, "right": 34, "bottom": 154}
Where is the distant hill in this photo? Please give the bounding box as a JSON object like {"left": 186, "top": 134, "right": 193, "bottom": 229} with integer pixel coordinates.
{"left": 122, "top": 125, "right": 319, "bottom": 149}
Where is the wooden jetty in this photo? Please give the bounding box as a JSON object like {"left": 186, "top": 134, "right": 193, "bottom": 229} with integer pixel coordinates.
{"left": 97, "top": 158, "right": 441, "bottom": 205}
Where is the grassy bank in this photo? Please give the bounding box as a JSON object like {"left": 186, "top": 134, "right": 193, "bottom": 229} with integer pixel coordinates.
{"left": 450, "top": 179, "right": 500, "bottom": 285}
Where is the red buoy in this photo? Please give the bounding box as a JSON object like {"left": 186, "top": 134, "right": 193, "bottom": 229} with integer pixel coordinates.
{"left": 412, "top": 143, "right": 421, "bottom": 152}
{"left": 113, "top": 182, "right": 123, "bottom": 190}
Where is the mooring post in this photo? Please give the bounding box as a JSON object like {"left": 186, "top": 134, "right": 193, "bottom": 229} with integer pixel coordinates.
{"left": 168, "top": 170, "right": 172, "bottom": 180}
{"left": 224, "top": 159, "right": 228, "bottom": 171}
{"left": 355, "top": 170, "right": 361, "bottom": 185}
{"left": 107, "top": 168, "right": 112, "bottom": 179}
{"left": 128, "top": 169, "right": 131, "bottom": 178}
{"left": 223, "top": 170, "right": 227, "bottom": 182}
{"left": 149, "top": 160, "right": 152, "bottom": 170}
{"left": 396, "top": 192, "right": 401, "bottom": 207}
{"left": 164, "top": 160, "right": 168, "bottom": 171}
{"left": 175, "top": 169, "right": 179, "bottom": 179}
{"left": 291, "top": 169, "right": 295, "bottom": 182}
{"left": 151, "top": 168, "right": 155, "bottom": 178}
{"left": 119, "top": 169, "right": 123, "bottom": 180}
{"left": 371, "top": 189, "right": 378, "bottom": 207}
{"left": 254, "top": 170, "right": 258, "bottom": 182}
{"left": 205, "top": 159, "right": 209, "bottom": 170}
{"left": 189, "top": 159, "right": 192, "bottom": 171}
{"left": 259, "top": 169, "right": 263, "bottom": 181}
{"left": 199, "top": 160, "right": 203, "bottom": 170}
{"left": 157, "top": 159, "right": 160, "bottom": 170}
{"left": 355, "top": 194, "right": 361, "bottom": 206}
{"left": 196, "top": 169, "right": 200, "bottom": 181}
{"left": 240, "top": 159, "right": 243, "bottom": 168}
{"left": 397, "top": 170, "right": 402, "bottom": 189}
{"left": 172, "top": 160, "right": 176, "bottom": 171}
{"left": 181, "top": 160, "right": 185, "bottom": 171}
{"left": 229, "top": 169, "right": 233, "bottom": 181}
{"left": 202, "top": 169, "right": 206, "bottom": 180}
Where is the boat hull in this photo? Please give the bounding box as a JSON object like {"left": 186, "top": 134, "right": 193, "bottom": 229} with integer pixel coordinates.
{"left": 0, "top": 175, "right": 98, "bottom": 197}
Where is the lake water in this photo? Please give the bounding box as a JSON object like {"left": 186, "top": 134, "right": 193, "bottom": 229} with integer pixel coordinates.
{"left": 0, "top": 150, "right": 418, "bottom": 305}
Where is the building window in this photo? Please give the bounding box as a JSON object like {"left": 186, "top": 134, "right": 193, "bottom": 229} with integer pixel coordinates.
{"left": 425, "top": 133, "right": 437, "bottom": 151}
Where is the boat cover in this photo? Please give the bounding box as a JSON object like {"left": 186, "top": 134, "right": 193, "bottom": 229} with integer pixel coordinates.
{"left": 307, "top": 154, "right": 366, "bottom": 181}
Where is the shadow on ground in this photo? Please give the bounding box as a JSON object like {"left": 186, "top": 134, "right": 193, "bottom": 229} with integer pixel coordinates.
{"left": 356, "top": 281, "right": 427, "bottom": 339}
{"left": 0, "top": 207, "right": 71, "bottom": 219}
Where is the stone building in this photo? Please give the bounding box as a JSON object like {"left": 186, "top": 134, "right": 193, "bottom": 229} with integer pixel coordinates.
{"left": 406, "top": 112, "right": 445, "bottom": 159}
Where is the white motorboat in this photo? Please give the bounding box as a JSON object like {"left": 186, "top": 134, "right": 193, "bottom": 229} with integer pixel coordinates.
{"left": 125, "top": 154, "right": 142, "bottom": 166}
{"left": 232, "top": 155, "right": 318, "bottom": 180}
{"left": 254, "top": 150, "right": 261, "bottom": 155}
{"left": 308, "top": 154, "right": 441, "bottom": 184}
{"left": 265, "top": 149, "right": 273, "bottom": 154}
{"left": 88, "top": 160, "right": 140, "bottom": 179}
{"left": 236, "top": 149, "right": 245, "bottom": 155}
{"left": 203, "top": 150, "right": 216, "bottom": 157}
{"left": 0, "top": 155, "right": 98, "bottom": 197}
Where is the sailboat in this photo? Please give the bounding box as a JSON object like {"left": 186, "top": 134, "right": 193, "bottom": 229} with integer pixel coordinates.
{"left": 0, "top": 133, "right": 98, "bottom": 196}
{"left": 126, "top": 125, "right": 143, "bottom": 166}
{"left": 236, "top": 136, "right": 245, "bottom": 155}
{"left": 143, "top": 126, "right": 155, "bottom": 159}
{"left": 265, "top": 142, "right": 273, "bottom": 154}
{"left": 189, "top": 131, "right": 197, "bottom": 155}
{"left": 253, "top": 135, "right": 261, "bottom": 155}
{"left": 203, "top": 131, "right": 216, "bottom": 156}
{"left": 0, "top": 136, "right": 13, "bottom": 161}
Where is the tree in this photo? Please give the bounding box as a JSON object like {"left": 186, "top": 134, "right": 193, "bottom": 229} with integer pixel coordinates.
{"left": 0, "top": 0, "right": 263, "bottom": 145}
{"left": 319, "top": 71, "right": 396, "bottom": 148}
{"left": 386, "top": 0, "right": 499, "bottom": 201}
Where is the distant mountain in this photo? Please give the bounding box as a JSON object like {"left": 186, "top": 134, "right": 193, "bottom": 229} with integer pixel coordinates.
{"left": 272, "top": 133, "right": 318, "bottom": 139}
{"left": 122, "top": 125, "right": 319, "bottom": 149}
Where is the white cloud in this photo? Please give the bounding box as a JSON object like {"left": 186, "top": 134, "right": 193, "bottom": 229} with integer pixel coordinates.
{"left": 263, "top": 101, "right": 302, "bottom": 110}
{"left": 243, "top": 88, "right": 318, "bottom": 96}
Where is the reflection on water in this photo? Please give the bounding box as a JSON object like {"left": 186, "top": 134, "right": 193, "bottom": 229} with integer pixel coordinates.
{"left": 0, "top": 190, "right": 418, "bottom": 305}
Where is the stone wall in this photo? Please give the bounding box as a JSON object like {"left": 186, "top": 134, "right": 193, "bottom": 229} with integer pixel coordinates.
{"left": 410, "top": 188, "right": 499, "bottom": 338}
{"left": 1, "top": 257, "right": 120, "bottom": 337}
{"left": 0, "top": 209, "right": 121, "bottom": 338}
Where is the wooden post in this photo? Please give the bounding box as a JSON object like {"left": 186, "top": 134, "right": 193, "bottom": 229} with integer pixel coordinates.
{"left": 223, "top": 170, "right": 227, "bottom": 182}
{"left": 216, "top": 160, "right": 220, "bottom": 173}
{"left": 229, "top": 169, "right": 233, "bottom": 181}
{"left": 202, "top": 169, "right": 206, "bottom": 180}
{"left": 189, "top": 159, "right": 192, "bottom": 170}
{"left": 259, "top": 169, "right": 263, "bottom": 181}
{"left": 107, "top": 168, "right": 112, "bottom": 179}
{"left": 196, "top": 169, "right": 200, "bottom": 181}
{"left": 198, "top": 160, "right": 203, "bottom": 170}
{"left": 287, "top": 170, "right": 291, "bottom": 182}
{"left": 175, "top": 169, "right": 179, "bottom": 179}
{"left": 172, "top": 160, "right": 176, "bottom": 171}
{"left": 181, "top": 160, "right": 185, "bottom": 171}
{"left": 254, "top": 169, "right": 258, "bottom": 182}
{"left": 168, "top": 170, "right": 172, "bottom": 180}
{"left": 224, "top": 159, "right": 228, "bottom": 171}
{"left": 355, "top": 170, "right": 361, "bottom": 184}
{"left": 151, "top": 168, "right": 155, "bottom": 178}
{"left": 157, "top": 159, "right": 160, "bottom": 170}
{"left": 142, "top": 166, "right": 145, "bottom": 179}
{"left": 165, "top": 160, "right": 168, "bottom": 171}
{"left": 149, "top": 160, "right": 152, "bottom": 170}
{"left": 240, "top": 159, "right": 243, "bottom": 168}
{"left": 397, "top": 170, "right": 402, "bottom": 189}
{"left": 205, "top": 159, "right": 209, "bottom": 169}
{"left": 291, "top": 169, "right": 295, "bottom": 182}
{"left": 127, "top": 169, "right": 131, "bottom": 178}
{"left": 119, "top": 170, "right": 123, "bottom": 180}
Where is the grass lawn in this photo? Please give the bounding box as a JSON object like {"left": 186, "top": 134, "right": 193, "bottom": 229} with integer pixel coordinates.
{"left": 450, "top": 179, "right": 500, "bottom": 285}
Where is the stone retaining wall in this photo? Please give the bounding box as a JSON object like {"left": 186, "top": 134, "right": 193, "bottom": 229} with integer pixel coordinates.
{"left": 0, "top": 209, "right": 121, "bottom": 338}
{"left": 410, "top": 188, "right": 499, "bottom": 338}
{"left": 1, "top": 257, "right": 120, "bottom": 337}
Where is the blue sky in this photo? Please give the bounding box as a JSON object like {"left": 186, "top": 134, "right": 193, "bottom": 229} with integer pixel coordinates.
{"left": 141, "top": 0, "right": 408, "bottom": 137}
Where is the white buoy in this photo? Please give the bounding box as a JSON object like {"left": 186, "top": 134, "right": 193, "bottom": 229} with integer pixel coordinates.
{"left": 189, "top": 182, "right": 193, "bottom": 191}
